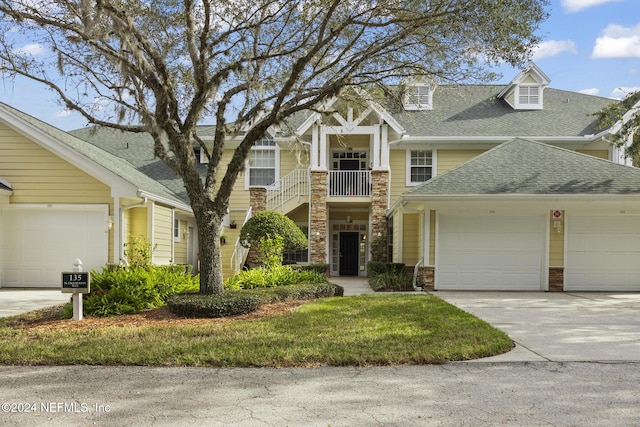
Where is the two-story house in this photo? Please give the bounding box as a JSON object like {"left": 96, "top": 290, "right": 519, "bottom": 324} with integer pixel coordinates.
{"left": 1, "top": 63, "right": 639, "bottom": 291}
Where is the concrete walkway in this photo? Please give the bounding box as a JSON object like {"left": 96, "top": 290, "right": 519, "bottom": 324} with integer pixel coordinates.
{"left": 0, "top": 288, "right": 70, "bottom": 318}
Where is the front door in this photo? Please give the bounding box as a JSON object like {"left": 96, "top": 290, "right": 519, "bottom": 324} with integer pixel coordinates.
{"left": 339, "top": 232, "right": 359, "bottom": 276}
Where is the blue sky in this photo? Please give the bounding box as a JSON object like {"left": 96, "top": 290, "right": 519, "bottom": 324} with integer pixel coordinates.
{"left": 1, "top": 0, "right": 639, "bottom": 131}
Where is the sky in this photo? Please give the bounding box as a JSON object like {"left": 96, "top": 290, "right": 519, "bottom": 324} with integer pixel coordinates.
{"left": 0, "top": 0, "right": 639, "bottom": 131}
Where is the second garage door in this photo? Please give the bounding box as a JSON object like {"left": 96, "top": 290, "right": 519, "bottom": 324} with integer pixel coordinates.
{"left": 566, "top": 215, "right": 640, "bottom": 291}
{"left": 437, "top": 215, "right": 545, "bottom": 291}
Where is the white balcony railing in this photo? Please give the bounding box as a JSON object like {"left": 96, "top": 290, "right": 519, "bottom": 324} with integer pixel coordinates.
{"left": 230, "top": 207, "right": 253, "bottom": 273}
{"left": 328, "top": 170, "right": 371, "bottom": 197}
{"left": 266, "top": 169, "right": 310, "bottom": 211}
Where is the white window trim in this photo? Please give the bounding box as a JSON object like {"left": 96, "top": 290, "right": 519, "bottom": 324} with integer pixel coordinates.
{"left": 406, "top": 149, "right": 437, "bottom": 186}
{"left": 244, "top": 140, "right": 280, "bottom": 189}
{"left": 515, "top": 84, "right": 543, "bottom": 110}
{"left": 404, "top": 85, "right": 433, "bottom": 111}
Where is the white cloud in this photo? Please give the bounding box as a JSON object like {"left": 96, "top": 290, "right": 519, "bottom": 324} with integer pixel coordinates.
{"left": 579, "top": 88, "right": 600, "bottom": 95}
{"left": 592, "top": 23, "right": 640, "bottom": 58}
{"left": 12, "top": 43, "right": 45, "bottom": 56}
{"left": 532, "top": 40, "right": 577, "bottom": 60}
{"left": 55, "top": 110, "right": 71, "bottom": 118}
{"left": 561, "top": 0, "right": 622, "bottom": 14}
{"left": 610, "top": 86, "right": 640, "bottom": 99}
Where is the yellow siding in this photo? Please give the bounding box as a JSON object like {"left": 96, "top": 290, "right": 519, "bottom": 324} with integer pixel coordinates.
{"left": 153, "top": 204, "right": 173, "bottom": 263}
{"left": 549, "top": 210, "right": 565, "bottom": 266}
{"left": 437, "top": 149, "right": 486, "bottom": 174}
{"left": 576, "top": 150, "right": 609, "bottom": 160}
{"left": 330, "top": 210, "right": 368, "bottom": 222}
{"left": 128, "top": 207, "right": 148, "bottom": 237}
{"left": 174, "top": 220, "right": 188, "bottom": 264}
{"left": 389, "top": 150, "right": 406, "bottom": 205}
{"left": 389, "top": 149, "right": 486, "bottom": 205}
{"left": 330, "top": 134, "right": 369, "bottom": 148}
{"left": 522, "top": 75, "right": 537, "bottom": 84}
{"left": 402, "top": 213, "right": 420, "bottom": 265}
{"left": 0, "top": 123, "right": 112, "bottom": 204}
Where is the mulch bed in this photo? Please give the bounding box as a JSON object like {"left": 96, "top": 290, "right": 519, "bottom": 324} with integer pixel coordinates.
{"left": 6, "top": 300, "right": 307, "bottom": 332}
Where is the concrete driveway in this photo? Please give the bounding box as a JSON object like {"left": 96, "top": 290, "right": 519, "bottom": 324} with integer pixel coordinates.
{"left": 436, "top": 291, "right": 640, "bottom": 362}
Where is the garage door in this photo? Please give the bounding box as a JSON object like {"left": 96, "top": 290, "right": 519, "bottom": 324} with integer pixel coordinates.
{"left": 566, "top": 216, "right": 640, "bottom": 291}
{"left": 437, "top": 215, "right": 545, "bottom": 290}
{"left": 2, "top": 207, "right": 108, "bottom": 288}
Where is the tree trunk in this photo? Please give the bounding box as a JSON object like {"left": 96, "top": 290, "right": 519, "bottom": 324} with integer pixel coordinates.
{"left": 194, "top": 209, "right": 225, "bottom": 294}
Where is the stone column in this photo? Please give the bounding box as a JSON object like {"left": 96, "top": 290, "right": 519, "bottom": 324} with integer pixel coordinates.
{"left": 309, "top": 171, "right": 328, "bottom": 264}
{"left": 370, "top": 170, "right": 389, "bottom": 257}
{"left": 249, "top": 187, "right": 267, "bottom": 213}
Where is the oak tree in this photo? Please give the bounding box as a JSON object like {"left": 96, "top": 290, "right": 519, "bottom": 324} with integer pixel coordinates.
{"left": 0, "top": 0, "right": 549, "bottom": 293}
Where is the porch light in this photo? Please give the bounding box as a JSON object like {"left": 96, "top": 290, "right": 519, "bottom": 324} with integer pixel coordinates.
{"left": 107, "top": 216, "right": 114, "bottom": 230}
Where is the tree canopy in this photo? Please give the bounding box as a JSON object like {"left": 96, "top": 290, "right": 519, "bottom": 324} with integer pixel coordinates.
{"left": 592, "top": 91, "right": 640, "bottom": 165}
{"left": 0, "top": 0, "right": 550, "bottom": 293}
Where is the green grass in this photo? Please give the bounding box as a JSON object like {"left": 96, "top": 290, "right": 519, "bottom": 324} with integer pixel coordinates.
{"left": 0, "top": 294, "right": 512, "bottom": 366}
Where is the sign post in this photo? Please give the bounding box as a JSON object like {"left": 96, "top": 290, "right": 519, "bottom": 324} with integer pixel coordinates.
{"left": 61, "top": 258, "right": 90, "bottom": 321}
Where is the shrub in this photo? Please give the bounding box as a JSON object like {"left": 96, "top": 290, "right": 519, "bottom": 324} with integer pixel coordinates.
{"left": 224, "top": 264, "right": 327, "bottom": 290}
{"left": 167, "top": 292, "right": 262, "bottom": 318}
{"left": 63, "top": 265, "right": 199, "bottom": 317}
{"left": 367, "top": 261, "right": 405, "bottom": 276}
{"left": 369, "top": 271, "right": 414, "bottom": 292}
{"left": 290, "top": 263, "right": 329, "bottom": 275}
{"left": 239, "top": 211, "right": 307, "bottom": 266}
{"left": 123, "top": 235, "right": 156, "bottom": 268}
{"left": 167, "top": 283, "right": 344, "bottom": 318}
{"left": 242, "top": 283, "right": 344, "bottom": 303}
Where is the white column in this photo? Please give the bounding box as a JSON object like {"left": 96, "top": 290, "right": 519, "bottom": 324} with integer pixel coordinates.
{"left": 372, "top": 124, "right": 381, "bottom": 169}
{"left": 380, "top": 124, "right": 389, "bottom": 170}
{"left": 112, "top": 197, "right": 121, "bottom": 264}
{"left": 310, "top": 124, "right": 319, "bottom": 169}
{"left": 319, "top": 125, "right": 328, "bottom": 171}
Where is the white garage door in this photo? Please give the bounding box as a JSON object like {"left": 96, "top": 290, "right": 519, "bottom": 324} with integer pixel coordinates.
{"left": 566, "top": 216, "right": 640, "bottom": 291}
{"left": 437, "top": 215, "right": 545, "bottom": 290}
{"left": 2, "top": 207, "right": 108, "bottom": 288}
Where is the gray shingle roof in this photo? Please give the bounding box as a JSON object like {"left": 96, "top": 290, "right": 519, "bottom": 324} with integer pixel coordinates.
{"left": 404, "top": 138, "right": 640, "bottom": 196}
{"left": 389, "top": 86, "right": 614, "bottom": 137}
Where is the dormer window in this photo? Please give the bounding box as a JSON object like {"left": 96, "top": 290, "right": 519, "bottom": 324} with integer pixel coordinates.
{"left": 404, "top": 85, "right": 433, "bottom": 111}
{"left": 517, "top": 85, "right": 541, "bottom": 109}
{"left": 497, "top": 63, "right": 549, "bottom": 111}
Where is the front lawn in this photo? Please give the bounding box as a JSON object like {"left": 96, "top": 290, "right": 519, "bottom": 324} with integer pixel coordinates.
{"left": 0, "top": 294, "right": 512, "bottom": 366}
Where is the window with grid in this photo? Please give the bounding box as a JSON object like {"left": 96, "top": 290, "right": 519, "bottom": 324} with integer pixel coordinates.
{"left": 409, "top": 150, "right": 433, "bottom": 183}
{"left": 404, "top": 85, "right": 432, "bottom": 110}
{"left": 248, "top": 138, "right": 277, "bottom": 187}
{"left": 518, "top": 86, "right": 540, "bottom": 105}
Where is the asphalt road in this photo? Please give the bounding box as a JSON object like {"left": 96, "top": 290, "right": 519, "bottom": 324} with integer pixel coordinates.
{"left": 1, "top": 363, "right": 639, "bottom": 426}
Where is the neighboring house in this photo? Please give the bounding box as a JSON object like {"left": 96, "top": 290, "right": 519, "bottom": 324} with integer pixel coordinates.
{"left": 1, "top": 63, "right": 639, "bottom": 291}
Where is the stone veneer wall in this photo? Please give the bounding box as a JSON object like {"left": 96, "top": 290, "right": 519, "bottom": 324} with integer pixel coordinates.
{"left": 416, "top": 266, "right": 435, "bottom": 291}
{"left": 246, "top": 187, "right": 267, "bottom": 268}
{"left": 309, "top": 171, "right": 328, "bottom": 264}
{"left": 549, "top": 267, "right": 564, "bottom": 292}
{"left": 370, "top": 170, "right": 389, "bottom": 241}
{"left": 249, "top": 187, "right": 267, "bottom": 213}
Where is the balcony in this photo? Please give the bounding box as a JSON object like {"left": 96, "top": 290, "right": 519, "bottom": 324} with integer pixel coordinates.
{"left": 328, "top": 170, "right": 371, "bottom": 197}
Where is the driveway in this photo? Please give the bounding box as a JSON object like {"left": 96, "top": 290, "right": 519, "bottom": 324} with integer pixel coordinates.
{"left": 435, "top": 291, "right": 640, "bottom": 362}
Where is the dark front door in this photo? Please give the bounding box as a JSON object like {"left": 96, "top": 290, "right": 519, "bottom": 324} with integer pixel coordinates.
{"left": 339, "top": 232, "right": 359, "bottom": 276}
